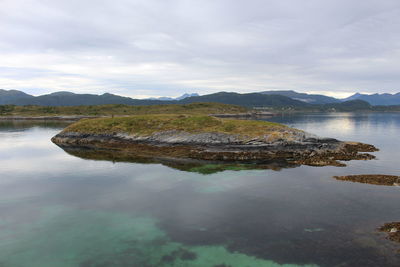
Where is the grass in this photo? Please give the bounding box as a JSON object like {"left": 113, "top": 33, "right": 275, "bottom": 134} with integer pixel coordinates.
{"left": 62, "top": 114, "right": 290, "bottom": 138}
{"left": 0, "top": 103, "right": 247, "bottom": 117}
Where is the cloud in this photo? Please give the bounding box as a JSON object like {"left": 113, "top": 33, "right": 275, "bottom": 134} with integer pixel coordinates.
{"left": 0, "top": 0, "right": 399, "bottom": 98}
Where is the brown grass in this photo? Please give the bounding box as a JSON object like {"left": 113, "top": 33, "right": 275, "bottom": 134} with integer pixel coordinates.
{"left": 62, "top": 114, "right": 290, "bottom": 138}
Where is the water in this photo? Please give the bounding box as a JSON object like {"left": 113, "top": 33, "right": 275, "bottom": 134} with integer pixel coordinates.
{"left": 0, "top": 114, "right": 399, "bottom": 267}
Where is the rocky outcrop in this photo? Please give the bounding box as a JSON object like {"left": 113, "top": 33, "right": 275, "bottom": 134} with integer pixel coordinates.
{"left": 334, "top": 174, "right": 400, "bottom": 186}
{"left": 51, "top": 129, "right": 378, "bottom": 167}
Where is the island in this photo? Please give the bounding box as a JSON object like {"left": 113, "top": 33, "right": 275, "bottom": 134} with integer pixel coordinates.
{"left": 51, "top": 114, "right": 378, "bottom": 167}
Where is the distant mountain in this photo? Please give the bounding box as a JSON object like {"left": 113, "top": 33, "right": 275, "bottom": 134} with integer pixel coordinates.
{"left": 180, "top": 92, "right": 309, "bottom": 107}
{"left": 3, "top": 91, "right": 168, "bottom": 106}
{"left": 147, "top": 93, "right": 199, "bottom": 101}
{"left": 0, "top": 89, "right": 34, "bottom": 104}
{"left": 176, "top": 93, "right": 199, "bottom": 100}
{"left": 342, "top": 92, "right": 400, "bottom": 105}
{"left": 260, "top": 90, "right": 340, "bottom": 104}
{"left": 0, "top": 90, "right": 307, "bottom": 108}
{"left": 1, "top": 89, "right": 399, "bottom": 109}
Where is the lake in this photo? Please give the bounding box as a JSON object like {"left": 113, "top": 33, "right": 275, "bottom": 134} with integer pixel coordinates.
{"left": 0, "top": 113, "right": 399, "bottom": 267}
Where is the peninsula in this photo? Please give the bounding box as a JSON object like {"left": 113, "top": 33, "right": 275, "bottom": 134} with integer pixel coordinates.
{"left": 51, "top": 114, "right": 378, "bottom": 167}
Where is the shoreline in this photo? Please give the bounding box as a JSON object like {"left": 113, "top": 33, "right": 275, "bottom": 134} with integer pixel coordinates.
{"left": 1, "top": 110, "right": 399, "bottom": 121}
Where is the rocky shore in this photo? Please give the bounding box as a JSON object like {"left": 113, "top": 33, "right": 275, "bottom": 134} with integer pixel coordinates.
{"left": 51, "top": 115, "right": 378, "bottom": 167}
{"left": 333, "top": 174, "right": 400, "bottom": 186}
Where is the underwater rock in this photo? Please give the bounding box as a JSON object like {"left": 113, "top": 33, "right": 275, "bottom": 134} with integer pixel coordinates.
{"left": 161, "top": 248, "right": 197, "bottom": 263}
{"left": 379, "top": 222, "right": 400, "bottom": 244}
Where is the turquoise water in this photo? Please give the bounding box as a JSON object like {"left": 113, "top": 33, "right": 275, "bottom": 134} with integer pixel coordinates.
{"left": 0, "top": 114, "right": 399, "bottom": 267}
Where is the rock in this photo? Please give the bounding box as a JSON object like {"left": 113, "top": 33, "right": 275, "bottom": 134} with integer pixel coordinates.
{"left": 378, "top": 222, "right": 400, "bottom": 244}
{"left": 51, "top": 129, "right": 378, "bottom": 167}
{"left": 333, "top": 175, "right": 400, "bottom": 186}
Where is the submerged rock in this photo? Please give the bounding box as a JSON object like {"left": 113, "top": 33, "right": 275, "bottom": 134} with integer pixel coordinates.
{"left": 379, "top": 222, "right": 400, "bottom": 244}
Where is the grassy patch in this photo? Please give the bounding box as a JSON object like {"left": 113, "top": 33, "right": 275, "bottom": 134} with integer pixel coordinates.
{"left": 0, "top": 103, "right": 247, "bottom": 117}
{"left": 62, "top": 114, "right": 288, "bottom": 137}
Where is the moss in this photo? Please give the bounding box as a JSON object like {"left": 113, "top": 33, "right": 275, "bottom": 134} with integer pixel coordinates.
{"left": 61, "top": 114, "right": 288, "bottom": 138}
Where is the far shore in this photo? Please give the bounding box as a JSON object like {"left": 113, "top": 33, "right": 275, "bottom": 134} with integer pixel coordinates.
{"left": 0, "top": 115, "right": 101, "bottom": 121}
{"left": 0, "top": 111, "right": 276, "bottom": 121}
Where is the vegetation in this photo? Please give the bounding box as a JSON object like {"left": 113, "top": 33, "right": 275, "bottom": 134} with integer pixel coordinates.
{"left": 62, "top": 114, "right": 288, "bottom": 137}
{"left": 0, "top": 103, "right": 247, "bottom": 117}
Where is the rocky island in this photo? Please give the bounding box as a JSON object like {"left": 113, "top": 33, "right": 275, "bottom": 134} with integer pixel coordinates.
{"left": 51, "top": 114, "right": 378, "bottom": 167}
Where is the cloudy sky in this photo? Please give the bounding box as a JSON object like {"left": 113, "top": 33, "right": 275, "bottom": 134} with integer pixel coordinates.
{"left": 1, "top": 0, "right": 399, "bottom": 98}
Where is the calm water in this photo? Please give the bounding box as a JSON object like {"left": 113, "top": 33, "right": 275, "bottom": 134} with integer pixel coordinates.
{"left": 0, "top": 113, "right": 399, "bottom": 267}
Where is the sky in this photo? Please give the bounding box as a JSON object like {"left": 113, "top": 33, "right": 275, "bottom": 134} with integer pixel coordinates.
{"left": 0, "top": 0, "right": 400, "bottom": 99}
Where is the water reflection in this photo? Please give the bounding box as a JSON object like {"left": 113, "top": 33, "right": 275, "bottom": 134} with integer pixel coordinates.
{"left": 59, "top": 146, "right": 298, "bottom": 174}
{"left": 0, "top": 117, "right": 400, "bottom": 267}
{"left": 0, "top": 120, "right": 73, "bottom": 132}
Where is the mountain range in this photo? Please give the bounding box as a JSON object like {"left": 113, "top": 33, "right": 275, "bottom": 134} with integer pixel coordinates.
{"left": 342, "top": 92, "right": 400, "bottom": 105}
{"left": 1, "top": 89, "right": 399, "bottom": 107}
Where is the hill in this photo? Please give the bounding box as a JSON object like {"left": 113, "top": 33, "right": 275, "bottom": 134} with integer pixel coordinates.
{"left": 0, "top": 89, "right": 34, "bottom": 104}
{"left": 11, "top": 92, "right": 167, "bottom": 106}
{"left": 343, "top": 92, "right": 400, "bottom": 105}
{"left": 260, "top": 90, "right": 340, "bottom": 104}
{"left": 2, "top": 89, "right": 400, "bottom": 110}
{"left": 0, "top": 90, "right": 308, "bottom": 108}
{"left": 179, "top": 92, "right": 309, "bottom": 107}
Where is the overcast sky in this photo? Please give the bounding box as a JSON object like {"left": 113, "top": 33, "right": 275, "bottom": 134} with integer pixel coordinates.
{"left": 1, "top": 0, "right": 399, "bottom": 98}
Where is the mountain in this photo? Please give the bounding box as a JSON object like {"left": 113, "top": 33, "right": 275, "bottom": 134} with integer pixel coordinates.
{"left": 0, "top": 89, "right": 307, "bottom": 108}
{"left": 175, "top": 93, "right": 199, "bottom": 100}
{"left": 0, "top": 89, "right": 34, "bottom": 104}
{"left": 147, "top": 93, "right": 199, "bottom": 101}
{"left": 342, "top": 92, "right": 400, "bottom": 105}
{"left": 180, "top": 92, "right": 309, "bottom": 107}
{"left": 4, "top": 91, "right": 168, "bottom": 106}
{"left": 260, "top": 90, "right": 340, "bottom": 104}
{"left": 1, "top": 89, "right": 399, "bottom": 109}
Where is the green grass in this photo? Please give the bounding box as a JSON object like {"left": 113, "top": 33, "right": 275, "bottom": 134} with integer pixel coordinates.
{"left": 62, "top": 114, "right": 290, "bottom": 138}
{"left": 0, "top": 103, "right": 247, "bottom": 116}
